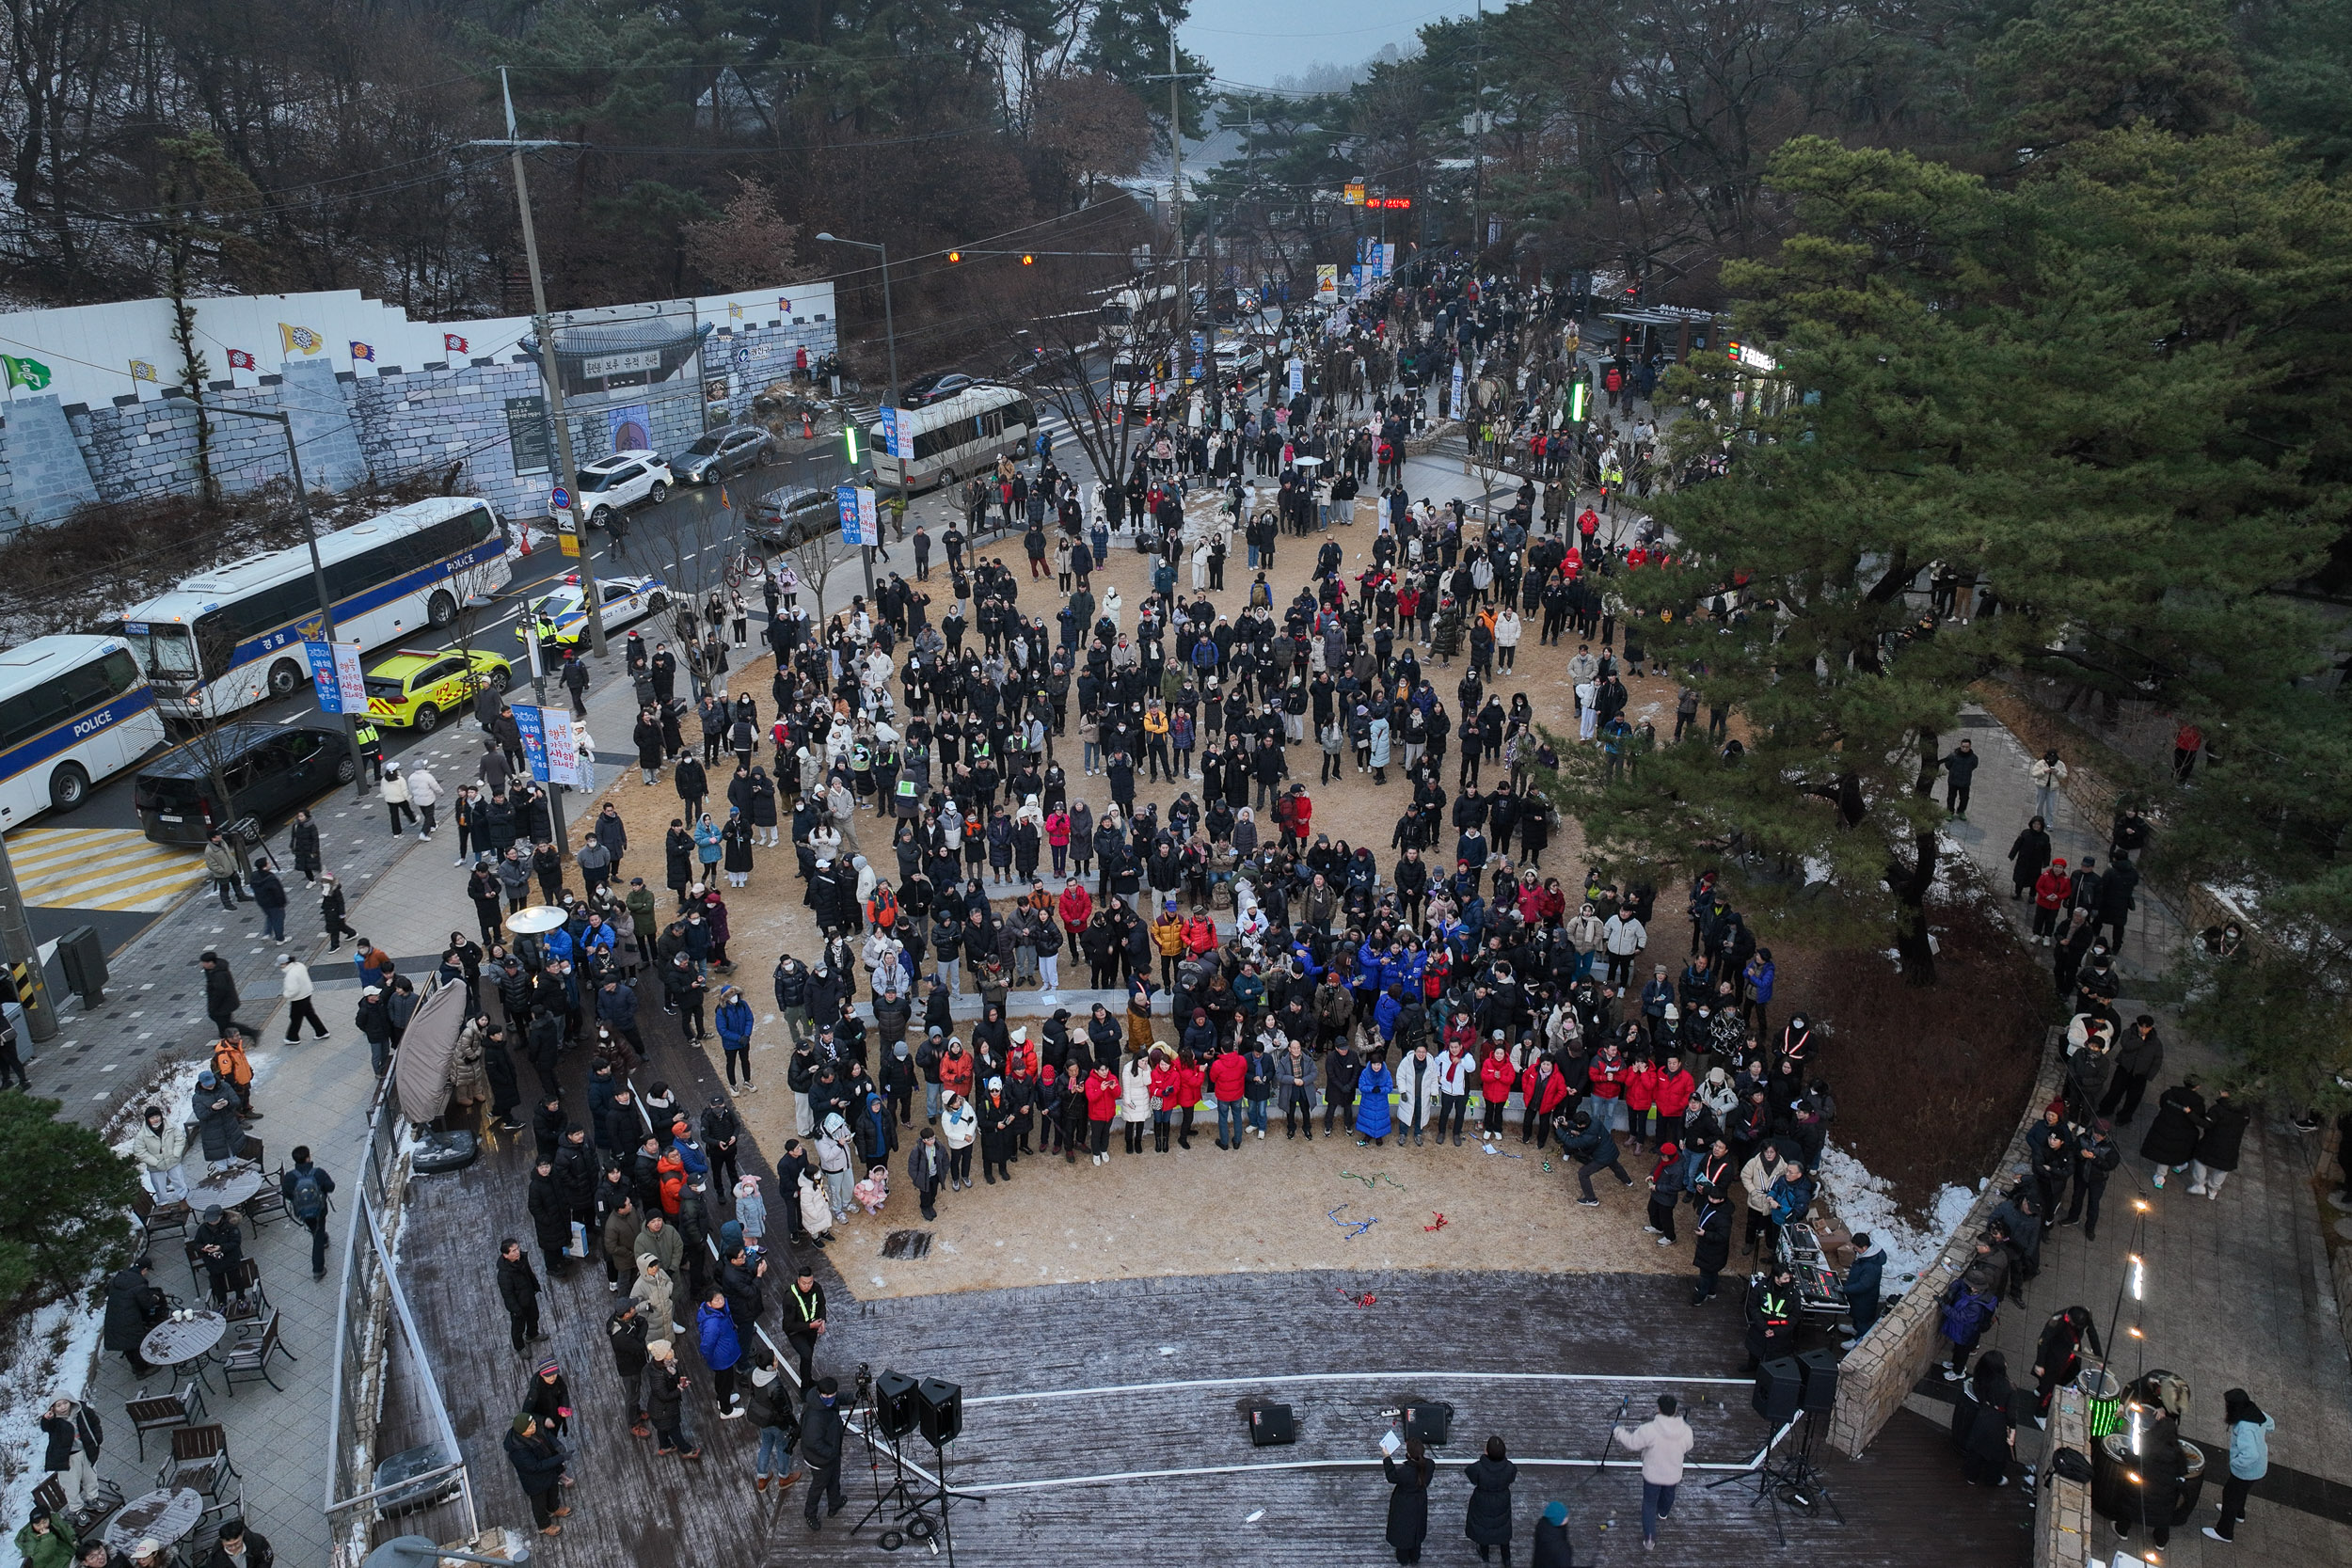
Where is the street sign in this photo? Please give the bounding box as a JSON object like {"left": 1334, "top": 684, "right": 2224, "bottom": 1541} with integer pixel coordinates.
{"left": 1288, "top": 358, "right": 1306, "bottom": 398}
{"left": 836, "top": 483, "right": 878, "bottom": 546}
{"left": 548, "top": 484, "right": 570, "bottom": 512}
{"left": 302, "top": 640, "right": 367, "bottom": 715}
{"left": 1315, "top": 264, "right": 1338, "bottom": 304}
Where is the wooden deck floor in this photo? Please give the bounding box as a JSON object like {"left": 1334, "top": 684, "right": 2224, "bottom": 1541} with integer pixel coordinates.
{"left": 388, "top": 1009, "right": 2029, "bottom": 1566}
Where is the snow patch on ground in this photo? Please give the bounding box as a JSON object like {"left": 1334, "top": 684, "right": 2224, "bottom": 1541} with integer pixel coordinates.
{"left": 105, "top": 1057, "right": 211, "bottom": 1151}
{"left": 1814, "top": 1142, "right": 1973, "bottom": 1296}
{"left": 0, "top": 1286, "right": 108, "bottom": 1524}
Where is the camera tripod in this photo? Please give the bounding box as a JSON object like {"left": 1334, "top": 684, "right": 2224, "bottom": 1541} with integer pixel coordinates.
{"left": 1705, "top": 1408, "right": 1844, "bottom": 1544}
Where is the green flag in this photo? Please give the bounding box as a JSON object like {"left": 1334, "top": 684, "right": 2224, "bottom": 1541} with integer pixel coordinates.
{"left": 1, "top": 355, "right": 51, "bottom": 391}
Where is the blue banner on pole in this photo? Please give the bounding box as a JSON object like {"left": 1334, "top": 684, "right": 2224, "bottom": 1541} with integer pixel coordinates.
{"left": 511, "top": 704, "right": 550, "bottom": 783}
{"left": 836, "top": 482, "right": 866, "bottom": 546}
{"left": 302, "top": 641, "right": 343, "bottom": 713}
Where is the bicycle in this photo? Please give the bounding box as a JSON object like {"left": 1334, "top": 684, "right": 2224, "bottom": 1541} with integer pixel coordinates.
{"left": 723, "top": 541, "right": 769, "bottom": 591}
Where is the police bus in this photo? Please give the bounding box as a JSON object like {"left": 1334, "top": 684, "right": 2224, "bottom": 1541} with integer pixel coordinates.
{"left": 870, "top": 385, "right": 1037, "bottom": 494}
{"left": 115, "top": 498, "right": 513, "bottom": 720}
{"left": 0, "top": 635, "right": 169, "bottom": 823}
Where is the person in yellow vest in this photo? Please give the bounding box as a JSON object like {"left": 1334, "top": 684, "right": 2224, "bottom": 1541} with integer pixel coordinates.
{"left": 354, "top": 719, "right": 386, "bottom": 784}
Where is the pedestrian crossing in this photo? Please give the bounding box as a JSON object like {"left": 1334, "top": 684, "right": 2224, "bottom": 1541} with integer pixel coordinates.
{"left": 4, "top": 825, "right": 202, "bottom": 912}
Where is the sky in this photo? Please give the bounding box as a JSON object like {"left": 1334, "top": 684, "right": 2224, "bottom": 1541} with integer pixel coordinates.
{"left": 1178, "top": 0, "right": 1470, "bottom": 91}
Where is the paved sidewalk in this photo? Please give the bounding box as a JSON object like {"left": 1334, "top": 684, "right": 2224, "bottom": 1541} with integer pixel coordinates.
{"left": 1936, "top": 705, "right": 2352, "bottom": 1561}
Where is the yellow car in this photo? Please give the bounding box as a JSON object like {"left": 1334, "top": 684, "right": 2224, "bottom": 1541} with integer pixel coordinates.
{"left": 363, "top": 647, "right": 513, "bottom": 733}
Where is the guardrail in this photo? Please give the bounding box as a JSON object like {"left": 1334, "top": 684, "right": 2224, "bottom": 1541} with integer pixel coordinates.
{"left": 324, "top": 1080, "right": 479, "bottom": 1568}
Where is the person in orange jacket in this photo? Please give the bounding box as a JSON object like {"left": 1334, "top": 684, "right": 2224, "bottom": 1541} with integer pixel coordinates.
{"left": 1152, "top": 902, "right": 1187, "bottom": 989}
{"left": 1519, "top": 1053, "right": 1571, "bottom": 1143}
{"left": 211, "top": 1031, "right": 258, "bottom": 1117}
{"left": 865, "top": 880, "right": 898, "bottom": 933}
{"left": 1477, "top": 1037, "right": 1517, "bottom": 1143}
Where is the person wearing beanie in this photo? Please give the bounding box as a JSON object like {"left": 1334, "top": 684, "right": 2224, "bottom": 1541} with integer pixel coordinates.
{"left": 644, "top": 1339, "right": 701, "bottom": 1460}
{"left": 14, "top": 1506, "right": 75, "bottom": 1568}
{"left": 502, "top": 1412, "right": 569, "bottom": 1533}
{"left": 522, "top": 1356, "right": 575, "bottom": 1445}
{"left": 1530, "top": 1501, "right": 1572, "bottom": 1568}
{"left": 742, "top": 1347, "right": 800, "bottom": 1494}
{"left": 800, "top": 1376, "right": 847, "bottom": 1530}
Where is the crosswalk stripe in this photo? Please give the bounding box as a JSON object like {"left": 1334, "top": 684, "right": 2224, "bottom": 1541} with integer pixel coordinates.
{"left": 5, "top": 827, "right": 200, "bottom": 912}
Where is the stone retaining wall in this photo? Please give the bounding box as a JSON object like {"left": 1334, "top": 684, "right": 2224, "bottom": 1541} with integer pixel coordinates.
{"left": 1826, "top": 1027, "right": 2065, "bottom": 1457}
{"left": 2036, "top": 1380, "right": 2093, "bottom": 1568}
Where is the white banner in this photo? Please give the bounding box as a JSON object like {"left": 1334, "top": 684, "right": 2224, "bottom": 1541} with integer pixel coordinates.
{"left": 539, "top": 706, "right": 592, "bottom": 788}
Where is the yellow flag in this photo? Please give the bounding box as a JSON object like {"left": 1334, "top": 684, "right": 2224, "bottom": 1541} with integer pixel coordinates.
{"left": 278, "top": 323, "right": 324, "bottom": 356}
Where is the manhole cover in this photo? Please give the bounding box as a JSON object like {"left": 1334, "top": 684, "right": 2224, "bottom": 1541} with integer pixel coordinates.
{"left": 881, "top": 1229, "right": 932, "bottom": 1259}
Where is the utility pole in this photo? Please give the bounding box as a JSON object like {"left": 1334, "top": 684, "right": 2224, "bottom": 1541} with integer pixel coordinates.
{"left": 1472, "top": 0, "right": 1486, "bottom": 247}
{"left": 478, "top": 68, "right": 607, "bottom": 657}
{"left": 813, "top": 232, "right": 899, "bottom": 607}
{"left": 174, "top": 400, "right": 367, "bottom": 803}
{"left": 1170, "top": 24, "right": 1186, "bottom": 405}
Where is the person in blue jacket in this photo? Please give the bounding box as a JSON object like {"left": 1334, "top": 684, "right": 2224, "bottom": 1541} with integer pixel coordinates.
{"left": 696, "top": 1286, "right": 744, "bottom": 1416}
{"left": 2206, "top": 1388, "right": 2273, "bottom": 1542}
{"left": 714, "top": 987, "right": 756, "bottom": 1091}
{"left": 1374, "top": 984, "right": 1406, "bottom": 1052}
{"left": 1354, "top": 1056, "right": 1396, "bottom": 1147}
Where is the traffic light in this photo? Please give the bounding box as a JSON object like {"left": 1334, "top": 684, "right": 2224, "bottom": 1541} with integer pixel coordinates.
{"left": 1569, "top": 380, "right": 1589, "bottom": 422}
{"left": 845, "top": 420, "right": 863, "bottom": 467}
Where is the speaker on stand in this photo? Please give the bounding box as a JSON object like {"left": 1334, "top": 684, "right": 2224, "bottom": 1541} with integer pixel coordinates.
{"left": 912, "top": 1375, "right": 985, "bottom": 1566}
{"left": 852, "top": 1368, "right": 926, "bottom": 1544}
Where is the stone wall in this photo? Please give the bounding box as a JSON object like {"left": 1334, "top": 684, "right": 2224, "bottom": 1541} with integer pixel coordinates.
{"left": 1825, "top": 1027, "right": 2066, "bottom": 1457}
{"left": 2036, "top": 1380, "right": 2093, "bottom": 1568}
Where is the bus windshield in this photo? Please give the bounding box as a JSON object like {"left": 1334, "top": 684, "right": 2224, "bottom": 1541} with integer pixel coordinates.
{"left": 122, "top": 624, "right": 199, "bottom": 682}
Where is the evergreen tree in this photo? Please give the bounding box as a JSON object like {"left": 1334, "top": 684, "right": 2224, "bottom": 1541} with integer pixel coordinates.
{"left": 0, "top": 1095, "right": 139, "bottom": 1307}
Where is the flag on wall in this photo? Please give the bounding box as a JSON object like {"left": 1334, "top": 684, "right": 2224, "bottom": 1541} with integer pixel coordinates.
{"left": 443, "top": 333, "right": 469, "bottom": 355}
{"left": 777, "top": 297, "right": 791, "bottom": 313}
{"left": 278, "top": 323, "right": 324, "bottom": 356}
{"left": 728, "top": 302, "right": 743, "bottom": 320}
{"left": 349, "top": 341, "right": 376, "bottom": 362}
{"left": 225, "top": 349, "right": 257, "bottom": 371}
{"left": 1, "top": 354, "right": 52, "bottom": 390}
{"left": 128, "top": 359, "right": 160, "bottom": 383}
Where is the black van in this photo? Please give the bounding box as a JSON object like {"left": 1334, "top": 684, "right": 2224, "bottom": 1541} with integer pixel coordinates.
{"left": 134, "top": 721, "right": 357, "bottom": 846}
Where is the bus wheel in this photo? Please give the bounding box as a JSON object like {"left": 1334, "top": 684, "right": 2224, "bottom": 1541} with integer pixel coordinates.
{"left": 268, "top": 658, "right": 304, "bottom": 698}
{"left": 427, "top": 589, "right": 457, "bottom": 627}
{"left": 47, "top": 763, "right": 89, "bottom": 813}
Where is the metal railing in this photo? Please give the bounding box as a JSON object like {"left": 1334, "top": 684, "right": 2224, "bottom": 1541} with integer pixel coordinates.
{"left": 323, "top": 1090, "right": 479, "bottom": 1568}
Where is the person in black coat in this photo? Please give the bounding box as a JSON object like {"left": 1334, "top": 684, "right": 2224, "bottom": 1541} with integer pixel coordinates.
{"left": 1530, "top": 1500, "right": 1575, "bottom": 1568}
{"left": 103, "top": 1259, "right": 167, "bottom": 1375}
{"left": 2006, "top": 817, "right": 2052, "bottom": 899}
{"left": 1691, "top": 1191, "right": 1733, "bottom": 1304}
{"left": 497, "top": 1238, "right": 543, "bottom": 1353}
{"left": 1385, "top": 1438, "right": 1435, "bottom": 1564}
{"left": 1463, "top": 1435, "right": 1518, "bottom": 1560}
{"left": 502, "top": 1413, "right": 569, "bottom": 1533}
{"left": 800, "top": 1378, "right": 849, "bottom": 1528}
{"left": 2139, "top": 1078, "right": 2206, "bottom": 1188}
{"left": 2189, "top": 1087, "right": 2248, "bottom": 1197}
{"left": 527, "top": 1160, "right": 573, "bottom": 1276}
{"left": 1955, "top": 1350, "right": 2018, "bottom": 1486}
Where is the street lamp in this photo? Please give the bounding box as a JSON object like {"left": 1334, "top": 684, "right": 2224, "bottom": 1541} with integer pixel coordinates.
{"left": 159, "top": 396, "right": 367, "bottom": 801}
{"left": 815, "top": 232, "right": 902, "bottom": 606}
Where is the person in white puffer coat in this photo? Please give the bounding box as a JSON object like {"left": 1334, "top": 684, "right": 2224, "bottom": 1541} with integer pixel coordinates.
{"left": 129, "top": 1104, "right": 188, "bottom": 1203}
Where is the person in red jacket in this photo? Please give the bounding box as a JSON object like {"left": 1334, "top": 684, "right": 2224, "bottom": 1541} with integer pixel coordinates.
{"left": 1518, "top": 1054, "right": 1571, "bottom": 1143}
{"left": 1083, "top": 1064, "right": 1120, "bottom": 1165}
{"left": 1587, "top": 1042, "right": 1629, "bottom": 1133}
{"left": 1209, "top": 1046, "right": 1249, "bottom": 1148}
{"left": 1624, "top": 1056, "right": 1660, "bottom": 1153}
{"left": 1175, "top": 1051, "right": 1206, "bottom": 1148}
{"left": 1182, "top": 909, "right": 1219, "bottom": 957}
{"left": 1283, "top": 784, "right": 1312, "bottom": 847}
{"left": 1147, "top": 1048, "right": 1181, "bottom": 1154}
{"left": 1477, "top": 1037, "right": 1517, "bottom": 1142}
{"left": 1653, "top": 1053, "right": 1697, "bottom": 1151}
{"left": 1058, "top": 879, "right": 1092, "bottom": 938}
{"left": 2031, "top": 858, "right": 2070, "bottom": 944}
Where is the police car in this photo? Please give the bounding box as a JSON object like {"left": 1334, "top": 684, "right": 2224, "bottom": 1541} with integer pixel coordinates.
{"left": 520, "top": 573, "right": 671, "bottom": 650}
{"left": 362, "top": 647, "right": 514, "bottom": 732}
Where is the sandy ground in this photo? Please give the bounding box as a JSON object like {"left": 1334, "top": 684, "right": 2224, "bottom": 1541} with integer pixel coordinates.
{"left": 568, "top": 490, "right": 1724, "bottom": 1298}
{"left": 812, "top": 1119, "right": 1691, "bottom": 1300}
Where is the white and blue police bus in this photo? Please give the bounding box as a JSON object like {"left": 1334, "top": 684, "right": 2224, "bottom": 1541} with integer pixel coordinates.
{"left": 114, "top": 497, "right": 513, "bottom": 720}
{"left": 0, "top": 635, "right": 169, "bottom": 823}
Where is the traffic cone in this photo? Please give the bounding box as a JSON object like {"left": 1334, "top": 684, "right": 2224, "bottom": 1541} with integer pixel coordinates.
{"left": 518, "top": 528, "right": 532, "bottom": 557}
{"left": 802, "top": 410, "right": 815, "bottom": 439}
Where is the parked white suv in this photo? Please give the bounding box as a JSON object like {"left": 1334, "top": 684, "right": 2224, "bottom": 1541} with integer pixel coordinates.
{"left": 575, "top": 450, "right": 673, "bottom": 526}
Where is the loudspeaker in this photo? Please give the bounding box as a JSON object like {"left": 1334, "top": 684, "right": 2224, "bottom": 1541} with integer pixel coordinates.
{"left": 916, "top": 1376, "right": 963, "bottom": 1446}
{"left": 1248, "top": 1403, "right": 1296, "bottom": 1448}
{"left": 875, "top": 1370, "right": 920, "bottom": 1440}
{"left": 1401, "top": 1402, "right": 1454, "bottom": 1446}
{"left": 1752, "top": 1357, "right": 1803, "bottom": 1423}
{"left": 1797, "top": 1348, "right": 1840, "bottom": 1414}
